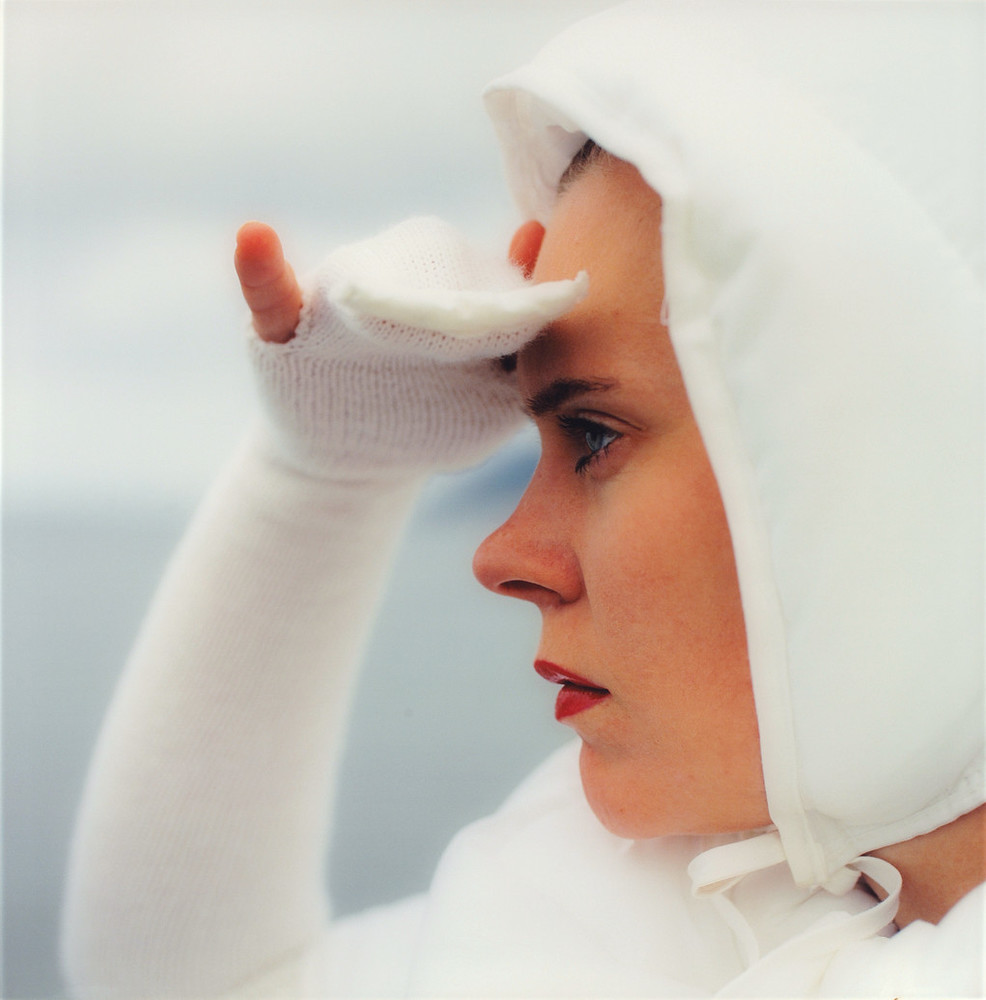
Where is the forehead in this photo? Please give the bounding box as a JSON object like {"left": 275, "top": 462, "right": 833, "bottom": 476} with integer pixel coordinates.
{"left": 518, "top": 159, "right": 685, "bottom": 402}
{"left": 532, "top": 157, "right": 663, "bottom": 287}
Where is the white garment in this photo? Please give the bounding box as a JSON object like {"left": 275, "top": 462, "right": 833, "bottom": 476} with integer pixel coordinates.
{"left": 486, "top": 0, "right": 984, "bottom": 898}
{"left": 259, "top": 742, "right": 982, "bottom": 997}
{"left": 60, "top": 220, "right": 584, "bottom": 998}
{"left": 63, "top": 2, "right": 984, "bottom": 997}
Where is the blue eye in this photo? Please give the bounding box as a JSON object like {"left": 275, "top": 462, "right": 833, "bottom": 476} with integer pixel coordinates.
{"left": 557, "top": 415, "right": 622, "bottom": 475}
{"left": 583, "top": 426, "right": 618, "bottom": 454}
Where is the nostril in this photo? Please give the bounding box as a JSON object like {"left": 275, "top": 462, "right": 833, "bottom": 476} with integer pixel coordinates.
{"left": 472, "top": 493, "right": 580, "bottom": 605}
{"left": 498, "top": 580, "right": 550, "bottom": 601}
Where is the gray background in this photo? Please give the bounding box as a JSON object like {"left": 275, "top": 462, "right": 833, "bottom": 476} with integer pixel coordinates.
{"left": 3, "top": 3, "right": 616, "bottom": 996}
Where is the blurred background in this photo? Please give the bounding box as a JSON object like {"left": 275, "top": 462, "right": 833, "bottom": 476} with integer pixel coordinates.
{"left": 3, "top": 2, "right": 616, "bottom": 995}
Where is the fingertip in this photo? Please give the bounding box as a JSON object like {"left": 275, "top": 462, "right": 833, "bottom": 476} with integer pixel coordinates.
{"left": 236, "top": 220, "right": 263, "bottom": 245}
{"left": 235, "top": 221, "right": 280, "bottom": 260}
{"left": 509, "top": 220, "right": 546, "bottom": 279}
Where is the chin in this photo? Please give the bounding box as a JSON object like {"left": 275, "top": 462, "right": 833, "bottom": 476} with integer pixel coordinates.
{"left": 578, "top": 741, "right": 678, "bottom": 840}
{"left": 577, "top": 740, "right": 765, "bottom": 840}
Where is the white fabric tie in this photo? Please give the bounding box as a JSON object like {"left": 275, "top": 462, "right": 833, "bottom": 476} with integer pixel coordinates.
{"left": 688, "top": 832, "right": 901, "bottom": 973}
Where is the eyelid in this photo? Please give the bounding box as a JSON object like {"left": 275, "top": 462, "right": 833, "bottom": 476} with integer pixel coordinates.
{"left": 555, "top": 412, "right": 620, "bottom": 436}
{"left": 556, "top": 407, "right": 638, "bottom": 433}
{"left": 555, "top": 412, "right": 625, "bottom": 476}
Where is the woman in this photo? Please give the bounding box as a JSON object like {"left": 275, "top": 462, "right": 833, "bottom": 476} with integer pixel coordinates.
{"left": 63, "top": 2, "right": 983, "bottom": 996}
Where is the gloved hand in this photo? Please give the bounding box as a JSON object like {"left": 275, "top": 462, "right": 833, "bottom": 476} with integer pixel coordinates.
{"left": 239, "top": 217, "right": 587, "bottom": 479}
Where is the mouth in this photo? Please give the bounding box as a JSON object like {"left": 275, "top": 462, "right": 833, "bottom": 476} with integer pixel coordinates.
{"left": 534, "top": 660, "right": 611, "bottom": 721}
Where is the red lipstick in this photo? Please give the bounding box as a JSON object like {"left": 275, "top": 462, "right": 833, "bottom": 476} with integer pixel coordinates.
{"left": 534, "top": 660, "right": 610, "bottom": 721}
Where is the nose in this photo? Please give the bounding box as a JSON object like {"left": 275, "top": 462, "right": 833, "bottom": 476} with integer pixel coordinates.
{"left": 472, "top": 477, "right": 582, "bottom": 609}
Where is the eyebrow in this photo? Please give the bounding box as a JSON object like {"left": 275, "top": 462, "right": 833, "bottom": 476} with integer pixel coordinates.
{"left": 524, "top": 377, "right": 618, "bottom": 417}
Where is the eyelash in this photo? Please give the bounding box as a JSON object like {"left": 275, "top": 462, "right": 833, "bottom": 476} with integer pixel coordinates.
{"left": 556, "top": 414, "right": 623, "bottom": 475}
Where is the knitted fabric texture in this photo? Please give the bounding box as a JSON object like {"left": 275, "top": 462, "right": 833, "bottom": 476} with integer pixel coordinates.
{"left": 248, "top": 216, "right": 587, "bottom": 478}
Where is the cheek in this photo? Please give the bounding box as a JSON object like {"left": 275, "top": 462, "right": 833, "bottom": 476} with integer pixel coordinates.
{"left": 574, "top": 438, "right": 769, "bottom": 836}
{"left": 584, "top": 445, "right": 746, "bottom": 666}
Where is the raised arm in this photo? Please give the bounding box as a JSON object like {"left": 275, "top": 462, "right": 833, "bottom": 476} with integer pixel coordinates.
{"left": 62, "top": 216, "right": 579, "bottom": 998}
{"left": 61, "top": 232, "right": 421, "bottom": 994}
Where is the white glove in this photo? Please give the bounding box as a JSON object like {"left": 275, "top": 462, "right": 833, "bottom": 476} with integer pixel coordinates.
{"left": 248, "top": 216, "right": 588, "bottom": 479}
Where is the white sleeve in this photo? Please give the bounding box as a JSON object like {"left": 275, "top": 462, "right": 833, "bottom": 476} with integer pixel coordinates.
{"left": 61, "top": 217, "right": 583, "bottom": 999}
{"left": 61, "top": 430, "right": 423, "bottom": 998}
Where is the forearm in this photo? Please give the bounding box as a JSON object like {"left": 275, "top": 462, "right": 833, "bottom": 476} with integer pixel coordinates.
{"left": 62, "top": 214, "right": 585, "bottom": 999}
{"left": 62, "top": 430, "right": 421, "bottom": 998}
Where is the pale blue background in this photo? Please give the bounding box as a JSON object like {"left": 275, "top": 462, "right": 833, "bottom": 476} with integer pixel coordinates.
{"left": 3, "top": 2, "right": 616, "bottom": 995}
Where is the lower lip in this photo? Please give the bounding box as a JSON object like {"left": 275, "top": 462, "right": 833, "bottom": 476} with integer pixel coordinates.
{"left": 554, "top": 683, "right": 610, "bottom": 721}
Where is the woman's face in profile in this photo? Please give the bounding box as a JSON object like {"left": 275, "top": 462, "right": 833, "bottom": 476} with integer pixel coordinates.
{"left": 474, "top": 159, "right": 771, "bottom": 839}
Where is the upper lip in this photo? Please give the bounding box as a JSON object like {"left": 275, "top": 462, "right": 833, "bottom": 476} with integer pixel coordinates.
{"left": 534, "top": 659, "right": 609, "bottom": 692}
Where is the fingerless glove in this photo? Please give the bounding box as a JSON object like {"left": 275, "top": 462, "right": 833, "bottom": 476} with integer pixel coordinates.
{"left": 248, "top": 216, "right": 587, "bottom": 478}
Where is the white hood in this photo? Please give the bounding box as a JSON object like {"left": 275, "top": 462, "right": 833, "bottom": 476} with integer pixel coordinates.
{"left": 484, "top": 0, "right": 984, "bottom": 891}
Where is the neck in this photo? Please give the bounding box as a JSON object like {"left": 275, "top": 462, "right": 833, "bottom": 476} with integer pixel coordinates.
{"left": 864, "top": 803, "right": 986, "bottom": 927}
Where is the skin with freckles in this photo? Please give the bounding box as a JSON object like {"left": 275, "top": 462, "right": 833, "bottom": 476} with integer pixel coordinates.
{"left": 472, "top": 158, "right": 771, "bottom": 839}
{"left": 234, "top": 164, "right": 982, "bottom": 923}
